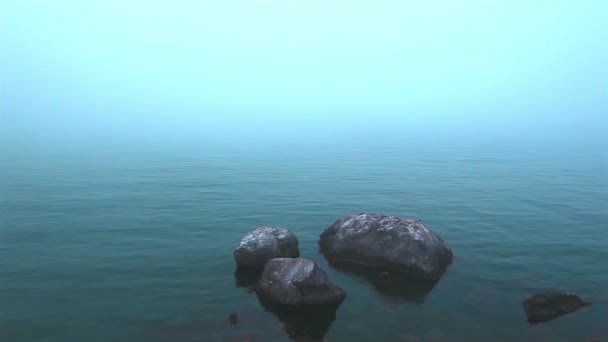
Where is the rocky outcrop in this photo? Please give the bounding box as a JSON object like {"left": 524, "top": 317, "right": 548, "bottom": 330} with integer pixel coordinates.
{"left": 234, "top": 226, "right": 299, "bottom": 270}
{"left": 319, "top": 213, "right": 453, "bottom": 280}
{"left": 523, "top": 290, "right": 592, "bottom": 323}
{"left": 255, "top": 258, "right": 346, "bottom": 306}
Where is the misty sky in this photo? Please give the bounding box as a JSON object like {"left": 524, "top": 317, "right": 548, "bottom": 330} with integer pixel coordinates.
{"left": 1, "top": 1, "right": 606, "bottom": 147}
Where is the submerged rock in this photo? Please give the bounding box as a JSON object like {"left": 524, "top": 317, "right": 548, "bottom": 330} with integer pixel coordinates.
{"left": 234, "top": 226, "right": 299, "bottom": 270}
{"left": 256, "top": 258, "right": 346, "bottom": 306}
{"left": 228, "top": 313, "right": 238, "bottom": 324}
{"left": 319, "top": 213, "right": 453, "bottom": 280}
{"left": 522, "top": 290, "right": 591, "bottom": 323}
{"left": 326, "top": 262, "right": 438, "bottom": 304}
{"left": 260, "top": 299, "right": 340, "bottom": 341}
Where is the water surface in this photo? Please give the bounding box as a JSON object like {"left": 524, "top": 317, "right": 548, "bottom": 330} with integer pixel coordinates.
{"left": 1, "top": 138, "right": 607, "bottom": 341}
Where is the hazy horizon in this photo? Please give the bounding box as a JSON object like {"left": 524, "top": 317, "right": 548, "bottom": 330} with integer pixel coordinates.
{"left": 2, "top": 1, "right": 607, "bottom": 149}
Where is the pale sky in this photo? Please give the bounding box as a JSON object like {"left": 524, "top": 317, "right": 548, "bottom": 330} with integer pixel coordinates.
{"left": 1, "top": 1, "right": 606, "bottom": 146}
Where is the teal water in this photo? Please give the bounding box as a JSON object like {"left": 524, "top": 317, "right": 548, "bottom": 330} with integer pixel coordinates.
{"left": 1, "top": 138, "right": 607, "bottom": 341}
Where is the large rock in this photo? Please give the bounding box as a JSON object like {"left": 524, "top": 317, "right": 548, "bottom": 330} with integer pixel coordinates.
{"left": 234, "top": 226, "right": 299, "bottom": 270}
{"left": 256, "top": 258, "right": 346, "bottom": 306}
{"left": 522, "top": 290, "right": 592, "bottom": 323}
{"left": 319, "top": 213, "right": 453, "bottom": 280}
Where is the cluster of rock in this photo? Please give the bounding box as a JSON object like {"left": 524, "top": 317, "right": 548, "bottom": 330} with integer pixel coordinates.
{"left": 232, "top": 213, "right": 592, "bottom": 327}
{"left": 234, "top": 226, "right": 345, "bottom": 306}
{"left": 233, "top": 213, "right": 454, "bottom": 308}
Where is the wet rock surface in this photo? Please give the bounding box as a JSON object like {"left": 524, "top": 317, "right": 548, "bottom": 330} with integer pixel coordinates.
{"left": 255, "top": 257, "right": 346, "bottom": 306}
{"left": 234, "top": 226, "right": 299, "bottom": 270}
{"left": 319, "top": 213, "right": 453, "bottom": 280}
{"left": 523, "top": 290, "right": 592, "bottom": 323}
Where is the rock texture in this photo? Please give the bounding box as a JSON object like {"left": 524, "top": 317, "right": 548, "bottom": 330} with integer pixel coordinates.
{"left": 234, "top": 226, "right": 299, "bottom": 270}
{"left": 255, "top": 258, "right": 346, "bottom": 306}
{"left": 319, "top": 213, "right": 453, "bottom": 280}
{"left": 522, "top": 290, "right": 591, "bottom": 323}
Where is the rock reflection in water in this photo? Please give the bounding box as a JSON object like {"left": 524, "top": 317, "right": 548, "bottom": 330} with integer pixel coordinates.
{"left": 327, "top": 262, "right": 438, "bottom": 304}
{"left": 258, "top": 298, "right": 341, "bottom": 341}
{"left": 140, "top": 320, "right": 267, "bottom": 342}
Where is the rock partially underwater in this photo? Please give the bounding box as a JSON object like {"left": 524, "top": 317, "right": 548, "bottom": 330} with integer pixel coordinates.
{"left": 327, "top": 263, "right": 438, "bottom": 304}
{"left": 255, "top": 257, "right": 346, "bottom": 306}
{"left": 234, "top": 226, "right": 300, "bottom": 270}
{"left": 319, "top": 213, "right": 453, "bottom": 280}
{"left": 523, "top": 290, "right": 591, "bottom": 323}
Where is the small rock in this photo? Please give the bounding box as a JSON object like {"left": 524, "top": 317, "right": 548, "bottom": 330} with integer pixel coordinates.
{"left": 228, "top": 313, "right": 239, "bottom": 324}
{"left": 256, "top": 257, "right": 346, "bottom": 306}
{"left": 522, "top": 290, "right": 592, "bottom": 323}
{"left": 234, "top": 226, "right": 299, "bottom": 270}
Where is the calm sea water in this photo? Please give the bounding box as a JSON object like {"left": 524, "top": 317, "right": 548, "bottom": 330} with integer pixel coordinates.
{"left": 1, "top": 137, "right": 607, "bottom": 341}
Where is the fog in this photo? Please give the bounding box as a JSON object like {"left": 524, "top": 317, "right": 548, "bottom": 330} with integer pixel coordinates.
{"left": 2, "top": 1, "right": 606, "bottom": 152}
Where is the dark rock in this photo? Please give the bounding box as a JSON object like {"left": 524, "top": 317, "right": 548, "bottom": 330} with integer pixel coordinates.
{"left": 255, "top": 258, "right": 346, "bottom": 306}
{"left": 375, "top": 271, "right": 392, "bottom": 285}
{"left": 319, "top": 213, "right": 453, "bottom": 280}
{"left": 228, "top": 313, "right": 238, "bottom": 324}
{"left": 522, "top": 290, "right": 592, "bottom": 323}
{"left": 234, "top": 269, "right": 262, "bottom": 291}
{"left": 234, "top": 226, "right": 299, "bottom": 270}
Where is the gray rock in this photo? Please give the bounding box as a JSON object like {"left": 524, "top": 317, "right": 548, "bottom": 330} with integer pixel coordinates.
{"left": 319, "top": 213, "right": 453, "bottom": 280}
{"left": 234, "top": 226, "right": 300, "bottom": 270}
{"left": 522, "top": 290, "right": 592, "bottom": 323}
{"left": 256, "top": 258, "right": 346, "bottom": 306}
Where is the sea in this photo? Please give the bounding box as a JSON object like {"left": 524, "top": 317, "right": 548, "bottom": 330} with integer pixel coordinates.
{"left": 1, "top": 133, "right": 607, "bottom": 341}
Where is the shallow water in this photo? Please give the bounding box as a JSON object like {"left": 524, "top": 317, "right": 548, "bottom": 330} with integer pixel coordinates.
{"left": 1, "top": 138, "right": 607, "bottom": 341}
